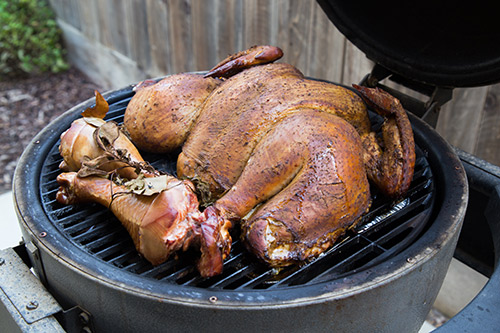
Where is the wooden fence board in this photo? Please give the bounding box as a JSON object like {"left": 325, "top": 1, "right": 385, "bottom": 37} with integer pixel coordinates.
{"left": 307, "top": 4, "right": 345, "bottom": 82}
{"left": 61, "top": 0, "right": 81, "bottom": 31}
{"left": 474, "top": 83, "right": 500, "bottom": 165}
{"left": 215, "top": 0, "right": 240, "bottom": 62}
{"left": 243, "top": 0, "right": 272, "bottom": 50}
{"left": 124, "top": 0, "right": 151, "bottom": 71}
{"left": 145, "top": 0, "right": 172, "bottom": 75}
{"left": 191, "top": 0, "right": 219, "bottom": 72}
{"left": 341, "top": 40, "right": 373, "bottom": 85}
{"left": 166, "top": 0, "right": 194, "bottom": 73}
{"left": 50, "top": 0, "right": 81, "bottom": 31}
{"left": 76, "top": 0, "right": 100, "bottom": 42}
{"left": 107, "top": 0, "right": 128, "bottom": 56}
{"left": 94, "top": 0, "right": 114, "bottom": 49}
{"left": 277, "top": 0, "right": 313, "bottom": 71}
{"left": 436, "top": 87, "right": 489, "bottom": 153}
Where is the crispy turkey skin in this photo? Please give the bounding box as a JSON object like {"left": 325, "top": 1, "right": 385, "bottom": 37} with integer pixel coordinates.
{"left": 55, "top": 46, "right": 415, "bottom": 276}
{"left": 123, "top": 45, "right": 415, "bottom": 270}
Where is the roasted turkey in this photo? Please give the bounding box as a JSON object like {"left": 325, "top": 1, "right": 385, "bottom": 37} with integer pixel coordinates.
{"left": 56, "top": 46, "right": 415, "bottom": 277}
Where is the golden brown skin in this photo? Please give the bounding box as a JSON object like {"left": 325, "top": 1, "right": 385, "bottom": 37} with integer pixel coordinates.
{"left": 216, "top": 110, "right": 370, "bottom": 266}
{"left": 176, "top": 63, "right": 372, "bottom": 202}
{"left": 124, "top": 74, "right": 221, "bottom": 153}
{"left": 119, "top": 45, "right": 416, "bottom": 271}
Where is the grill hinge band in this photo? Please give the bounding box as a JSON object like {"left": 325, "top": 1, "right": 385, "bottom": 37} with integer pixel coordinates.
{"left": 0, "top": 247, "right": 64, "bottom": 332}
{"left": 361, "top": 63, "right": 453, "bottom": 127}
{"left": 25, "top": 241, "right": 48, "bottom": 286}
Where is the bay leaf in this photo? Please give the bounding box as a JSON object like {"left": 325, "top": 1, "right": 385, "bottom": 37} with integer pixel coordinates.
{"left": 83, "top": 117, "right": 106, "bottom": 128}
{"left": 81, "top": 90, "right": 109, "bottom": 119}
{"left": 96, "top": 121, "right": 120, "bottom": 147}
{"left": 123, "top": 175, "right": 183, "bottom": 196}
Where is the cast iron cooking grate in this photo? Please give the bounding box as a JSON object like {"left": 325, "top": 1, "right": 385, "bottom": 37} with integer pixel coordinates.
{"left": 38, "top": 88, "right": 435, "bottom": 290}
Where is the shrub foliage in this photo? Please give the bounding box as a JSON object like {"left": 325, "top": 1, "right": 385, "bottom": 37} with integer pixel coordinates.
{"left": 0, "top": 0, "right": 69, "bottom": 78}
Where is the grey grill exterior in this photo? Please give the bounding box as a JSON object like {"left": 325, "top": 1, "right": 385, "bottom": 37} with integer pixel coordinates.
{"left": 13, "top": 85, "right": 468, "bottom": 332}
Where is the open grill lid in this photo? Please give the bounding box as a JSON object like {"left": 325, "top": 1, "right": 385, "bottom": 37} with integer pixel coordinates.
{"left": 317, "top": 0, "right": 500, "bottom": 88}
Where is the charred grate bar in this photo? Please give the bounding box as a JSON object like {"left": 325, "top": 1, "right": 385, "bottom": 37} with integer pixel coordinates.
{"left": 38, "top": 89, "right": 435, "bottom": 290}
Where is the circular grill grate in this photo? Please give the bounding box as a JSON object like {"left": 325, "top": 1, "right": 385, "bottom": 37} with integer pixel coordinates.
{"left": 38, "top": 88, "right": 435, "bottom": 290}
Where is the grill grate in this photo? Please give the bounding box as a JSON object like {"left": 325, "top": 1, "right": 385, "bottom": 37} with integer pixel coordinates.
{"left": 39, "top": 90, "right": 435, "bottom": 290}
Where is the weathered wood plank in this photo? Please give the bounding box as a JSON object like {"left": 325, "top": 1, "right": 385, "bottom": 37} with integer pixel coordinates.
{"left": 49, "top": 0, "right": 81, "bottom": 31}
{"left": 191, "top": 0, "right": 218, "bottom": 71}
{"left": 306, "top": 3, "right": 345, "bottom": 82}
{"left": 243, "top": 0, "right": 272, "bottom": 48}
{"left": 474, "top": 83, "right": 500, "bottom": 165}
{"left": 436, "top": 87, "right": 489, "bottom": 153}
{"left": 301, "top": 1, "right": 317, "bottom": 76}
{"left": 232, "top": 0, "right": 245, "bottom": 54}
{"left": 107, "top": 0, "right": 129, "bottom": 56}
{"left": 56, "top": 20, "right": 146, "bottom": 89}
{"left": 145, "top": 0, "right": 172, "bottom": 75}
{"left": 341, "top": 40, "right": 373, "bottom": 85}
{"left": 65, "top": 0, "right": 82, "bottom": 31}
{"left": 276, "top": 0, "right": 313, "bottom": 71}
{"left": 123, "top": 0, "right": 151, "bottom": 72}
{"left": 275, "top": 0, "right": 290, "bottom": 56}
{"left": 76, "top": 0, "right": 100, "bottom": 41}
{"left": 215, "top": 0, "right": 243, "bottom": 61}
{"left": 94, "top": 0, "right": 113, "bottom": 49}
{"left": 167, "top": 0, "right": 194, "bottom": 72}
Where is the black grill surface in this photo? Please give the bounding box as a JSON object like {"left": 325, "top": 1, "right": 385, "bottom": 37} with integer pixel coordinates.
{"left": 38, "top": 89, "right": 435, "bottom": 290}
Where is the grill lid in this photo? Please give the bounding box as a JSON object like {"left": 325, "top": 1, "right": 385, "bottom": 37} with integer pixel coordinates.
{"left": 317, "top": 0, "right": 500, "bottom": 87}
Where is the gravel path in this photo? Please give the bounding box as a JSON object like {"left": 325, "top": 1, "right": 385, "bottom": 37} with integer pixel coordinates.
{"left": 0, "top": 67, "right": 102, "bottom": 193}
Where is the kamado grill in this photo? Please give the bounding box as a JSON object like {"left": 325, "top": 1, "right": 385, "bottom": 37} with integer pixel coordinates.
{"left": 4, "top": 1, "right": 500, "bottom": 332}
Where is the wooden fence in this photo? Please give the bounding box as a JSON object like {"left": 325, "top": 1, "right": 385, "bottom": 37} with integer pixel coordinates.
{"left": 48, "top": 0, "right": 500, "bottom": 166}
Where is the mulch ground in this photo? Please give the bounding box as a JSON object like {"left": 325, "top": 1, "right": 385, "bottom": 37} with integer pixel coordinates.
{"left": 0, "top": 67, "right": 102, "bottom": 194}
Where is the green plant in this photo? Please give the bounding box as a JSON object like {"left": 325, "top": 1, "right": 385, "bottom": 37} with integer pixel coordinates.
{"left": 0, "top": 0, "right": 69, "bottom": 78}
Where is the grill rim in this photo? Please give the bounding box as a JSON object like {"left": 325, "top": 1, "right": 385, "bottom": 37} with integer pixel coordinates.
{"left": 13, "top": 83, "right": 467, "bottom": 307}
